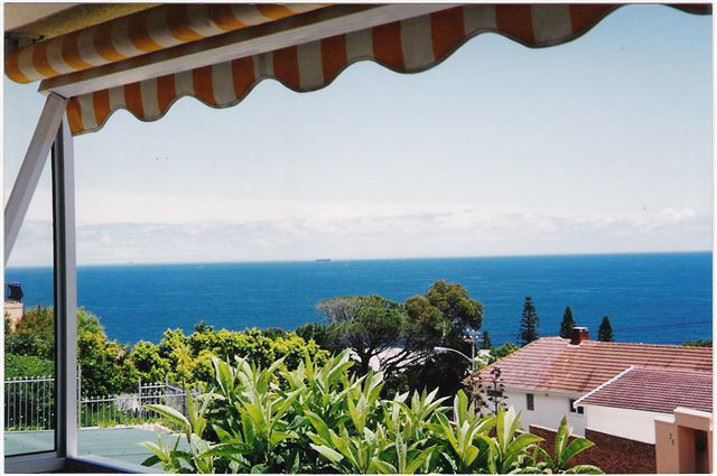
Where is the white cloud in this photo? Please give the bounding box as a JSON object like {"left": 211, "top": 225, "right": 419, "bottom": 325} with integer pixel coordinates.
{"left": 7, "top": 199, "right": 711, "bottom": 267}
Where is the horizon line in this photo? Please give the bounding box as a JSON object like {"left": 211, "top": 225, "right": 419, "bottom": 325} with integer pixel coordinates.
{"left": 6, "top": 249, "right": 712, "bottom": 270}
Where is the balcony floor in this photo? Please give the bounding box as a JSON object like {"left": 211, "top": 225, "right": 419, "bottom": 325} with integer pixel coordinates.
{"left": 5, "top": 427, "right": 182, "bottom": 467}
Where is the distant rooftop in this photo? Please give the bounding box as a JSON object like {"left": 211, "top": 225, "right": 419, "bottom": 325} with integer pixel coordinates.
{"left": 474, "top": 336, "right": 712, "bottom": 394}
{"left": 576, "top": 367, "right": 712, "bottom": 414}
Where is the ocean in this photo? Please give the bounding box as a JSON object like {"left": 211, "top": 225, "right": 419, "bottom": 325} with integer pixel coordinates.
{"left": 5, "top": 252, "right": 712, "bottom": 346}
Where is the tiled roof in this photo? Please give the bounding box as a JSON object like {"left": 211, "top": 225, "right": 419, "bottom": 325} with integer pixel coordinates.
{"left": 474, "top": 337, "right": 712, "bottom": 394}
{"left": 576, "top": 367, "right": 712, "bottom": 414}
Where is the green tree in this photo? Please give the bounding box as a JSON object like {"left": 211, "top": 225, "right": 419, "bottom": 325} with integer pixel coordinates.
{"left": 130, "top": 341, "right": 171, "bottom": 383}
{"left": 488, "top": 343, "right": 519, "bottom": 364}
{"left": 78, "top": 330, "right": 135, "bottom": 396}
{"left": 320, "top": 295, "right": 404, "bottom": 375}
{"left": 5, "top": 354, "right": 53, "bottom": 378}
{"left": 480, "top": 330, "right": 492, "bottom": 349}
{"left": 684, "top": 338, "right": 712, "bottom": 347}
{"left": 598, "top": 316, "right": 614, "bottom": 342}
{"left": 559, "top": 306, "right": 576, "bottom": 338}
{"left": 295, "top": 322, "right": 331, "bottom": 348}
{"left": 518, "top": 296, "right": 540, "bottom": 346}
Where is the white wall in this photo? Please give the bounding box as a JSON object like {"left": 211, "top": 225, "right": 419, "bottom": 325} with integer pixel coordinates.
{"left": 504, "top": 389, "right": 586, "bottom": 436}
{"left": 583, "top": 404, "right": 666, "bottom": 444}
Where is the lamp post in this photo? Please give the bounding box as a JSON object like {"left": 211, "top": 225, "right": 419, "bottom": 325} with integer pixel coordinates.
{"left": 433, "top": 346, "right": 476, "bottom": 373}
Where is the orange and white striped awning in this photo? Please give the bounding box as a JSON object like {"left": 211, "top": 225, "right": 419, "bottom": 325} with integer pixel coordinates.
{"left": 5, "top": 3, "right": 710, "bottom": 136}
{"left": 6, "top": 4, "right": 327, "bottom": 84}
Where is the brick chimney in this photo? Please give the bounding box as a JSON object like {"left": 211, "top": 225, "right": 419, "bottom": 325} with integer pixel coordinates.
{"left": 570, "top": 327, "right": 590, "bottom": 345}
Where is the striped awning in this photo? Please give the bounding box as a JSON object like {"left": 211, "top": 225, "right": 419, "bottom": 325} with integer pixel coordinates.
{"left": 6, "top": 4, "right": 327, "bottom": 84}
{"left": 5, "top": 3, "right": 710, "bottom": 136}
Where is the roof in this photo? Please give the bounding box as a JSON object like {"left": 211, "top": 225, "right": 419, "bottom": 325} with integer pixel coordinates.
{"left": 577, "top": 367, "right": 712, "bottom": 414}
{"left": 474, "top": 337, "right": 712, "bottom": 394}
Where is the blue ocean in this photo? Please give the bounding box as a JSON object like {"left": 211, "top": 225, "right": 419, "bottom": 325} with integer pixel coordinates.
{"left": 5, "top": 252, "right": 712, "bottom": 346}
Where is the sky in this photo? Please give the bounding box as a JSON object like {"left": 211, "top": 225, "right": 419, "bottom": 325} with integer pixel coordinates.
{"left": 4, "top": 5, "right": 713, "bottom": 267}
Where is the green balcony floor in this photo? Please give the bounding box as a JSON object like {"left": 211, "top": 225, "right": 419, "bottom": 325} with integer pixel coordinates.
{"left": 5, "top": 427, "right": 184, "bottom": 467}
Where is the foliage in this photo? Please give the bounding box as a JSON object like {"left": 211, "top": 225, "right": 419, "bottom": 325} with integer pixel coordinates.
{"left": 295, "top": 322, "right": 332, "bottom": 348}
{"left": 684, "top": 338, "right": 712, "bottom": 347}
{"left": 6, "top": 306, "right": 135, "bottom": 396}
{"left": 597, "top": 316, "right": 614, "bottom": 342}
{"left": 518, "top": 297, "right": 540, "bottom": 346}
{"left": 528, "top": 417, "right": 601, "bottom": 473}
{"left": 142, "top": 351, "right": 602, "bottom": 474}
{"left": 559, "top": 306, "right": 576, "bottom": 339}
{"left": 320, "top": 295, "right": 405, "bottom": 375}
{"left": 130, "top": 341, "right": 172, "bottom": 384}
{"left": 480, "top": 331, "right": 492, "bottom": 349}
{"left": 5, "top": 353, "right": 53, "bottom": 378}
{"left": 78, "top": 330, "right": 135, "bottom": 396}
{"left": 130, "top": 327, "right": 329, "bottom": 388}
{"left": 489, "top": 343, "right": 519, "bottom": 364}
{"left": 316, "top": 281, "right": 484, "bottom": 396}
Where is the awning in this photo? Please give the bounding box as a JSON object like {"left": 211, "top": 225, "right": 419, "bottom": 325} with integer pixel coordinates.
{"left": 6, "top": 4, "right": 328, "bottom": 84}
{"left": 6, "top": 4, "right": 710, "bottom": 136}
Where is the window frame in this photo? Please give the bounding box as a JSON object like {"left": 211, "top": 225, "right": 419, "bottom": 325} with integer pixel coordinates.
{"left": 4, "top": 112, "right": 78, "bottom": 471}
{"left": 526, "top": 393, "right": 535, "bottom": 411}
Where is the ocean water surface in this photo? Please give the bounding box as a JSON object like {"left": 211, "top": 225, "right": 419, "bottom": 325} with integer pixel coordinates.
{"left": 5, "top": 252, "right": 712, "bottom": 346}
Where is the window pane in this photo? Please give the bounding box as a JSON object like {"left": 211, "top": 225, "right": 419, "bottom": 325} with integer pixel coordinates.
{"left": 4, "top": 162, "right": 56, "bottom": 456}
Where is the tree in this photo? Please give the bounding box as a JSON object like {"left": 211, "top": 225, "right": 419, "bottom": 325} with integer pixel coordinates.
{"left": 480, "top": 330, "right": 492, "bottom": 349}
{"left": 684, "top": 338, "right": 712, "bottom": 347}
{"left": 489, "top": 342, "right": 519, "bottom": 364}
{"left": 295, "top": 322, "right": 331, "bottom": 348}
{"left": 598, "top": 316, "right": 614, "bottom": 342}
{"left": 317, "top": 282, "right": 485, "bottom": 395}
{"left": 518, "top": 296, "right": 540, "bottom": 346}
{"left": 78, "top": 330, "right": 135, "bottom": 396}
{"left": 559, "top": 306, "right": 576, "bottom": 338}
{"left": 320, "top": 295, "right": 404, "bottom": 375}
{"left": 130, "top": 341, "right": 171, "bottom": 384}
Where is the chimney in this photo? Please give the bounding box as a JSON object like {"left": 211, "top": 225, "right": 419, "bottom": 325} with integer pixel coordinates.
{"left": 570, "top": 327, "right": 590, "bottom": 345}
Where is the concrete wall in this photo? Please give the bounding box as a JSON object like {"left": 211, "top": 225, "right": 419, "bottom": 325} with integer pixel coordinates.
{"left": 504, "top": 389, "right": 586, "bottom": 436}
{"left": 655, "top": 408, "right": 713, "bottom": 474}
{"left": 4, "top": 301, "right": 23, "bottom": 332}
{"left": 584, "top": 404, "right": 667, "bottom": 444}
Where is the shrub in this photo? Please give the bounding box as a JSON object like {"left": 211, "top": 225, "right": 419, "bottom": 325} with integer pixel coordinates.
{"left": 142, "top": 351, "right": 601, "bottom": 474}
{"left": 5, "top": 354, "right": 53, "bottom": 378}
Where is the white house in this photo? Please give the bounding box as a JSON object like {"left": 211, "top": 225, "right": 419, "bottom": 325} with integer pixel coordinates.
{"left": 471, "top": 327, "right": 712, "bottom": 438}
{"left": 576, "top": 367, "right": 711, "bottom": 443}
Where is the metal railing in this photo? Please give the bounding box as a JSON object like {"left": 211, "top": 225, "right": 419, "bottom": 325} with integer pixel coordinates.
{"left": 5, "top": 373, "right": 187, "bottom": 432}
{"left": 5, "top": 375, "right": 55, "bottom": 431}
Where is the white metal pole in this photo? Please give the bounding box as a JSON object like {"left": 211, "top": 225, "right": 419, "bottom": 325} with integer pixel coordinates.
{"left": 4, "top": 93, "right": 68, "bottom": 265}
{"left": 52, "top": 117, "right": 78, "bottom": 458}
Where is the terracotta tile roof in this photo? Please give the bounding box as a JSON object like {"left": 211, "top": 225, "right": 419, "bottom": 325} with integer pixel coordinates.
{"left": 474, "top": 337, "right": 713, "bottom": 394}
{"left": 575, "top": 367, "right": 712, "bottom": 414}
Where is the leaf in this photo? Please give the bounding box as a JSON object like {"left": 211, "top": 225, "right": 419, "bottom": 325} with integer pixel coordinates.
{"left": 310, "top": 444, "right": 344, "bottom": 464}
{"left": 560, "top": 438, "right": 595, "bottom": 468}
{"left": 140, "top": 454, "right": 161, "bottom": 467}
{"left": 145, "top": 404, "right": 190, "bottom": 433}
{"left": 565, "top": 464, "right": 604, "bottom": 474}
{"left": 305, "top": 411, "right": 331, "bottom": 442}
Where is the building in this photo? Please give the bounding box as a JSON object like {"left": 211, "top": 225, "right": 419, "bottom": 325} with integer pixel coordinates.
{"left": 4, "top": 282, "right": 24, "bottom": 332}
{"left": 471, "top": 328, "right": 712, "bottom": 473}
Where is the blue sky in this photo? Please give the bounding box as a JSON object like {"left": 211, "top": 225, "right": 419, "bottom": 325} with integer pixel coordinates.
{"left": 4, "top": 5, "right": 712, "bottom": 266}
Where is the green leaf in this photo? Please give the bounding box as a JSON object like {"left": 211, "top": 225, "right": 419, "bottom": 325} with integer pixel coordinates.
{"left": 560, "top": 438, "right": 595, "bottom": 467}
{"left": 145, "top": 404, "right": 190, "bottom": 433}
{"left": 310, "top": 444, "right": 344, "bottom": 464}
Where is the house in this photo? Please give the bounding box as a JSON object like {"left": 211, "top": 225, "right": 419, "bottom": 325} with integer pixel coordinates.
{"left": 4, "top": 282, "right": 24, "bottom": 332}
{"left": 470, "top": 327, "right": 712, "bottom": 473}
{"left": 576, "top": 366, "right": 712, "bottom": 473}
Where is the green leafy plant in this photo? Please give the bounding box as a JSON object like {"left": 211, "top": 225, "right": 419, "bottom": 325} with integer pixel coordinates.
{"left": 142, "top": 350, "right": 603, "bottom": 474}
{"left": 526, "top": 417, "right": 602, "bottom": 474}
